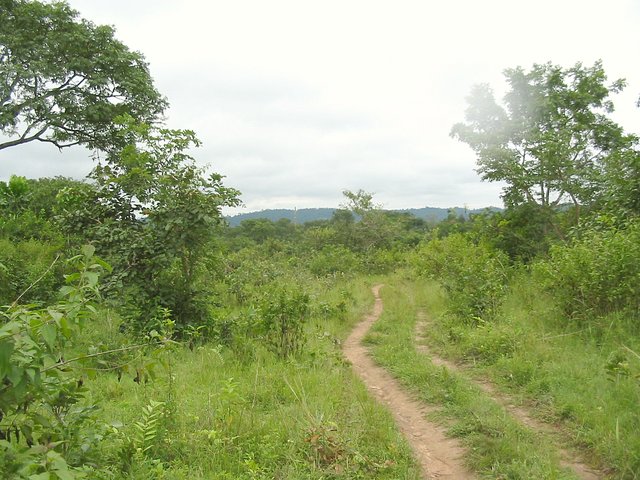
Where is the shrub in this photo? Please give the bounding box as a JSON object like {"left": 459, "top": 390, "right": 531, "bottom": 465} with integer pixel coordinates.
{"left": 259, "top": 286, "right": 310, "bottom": 358}
{"left": 413, "top": 233, "right": 509, "bottom": 322}
{"left": 0, "top": 246, "right": 109, "bottom": 478}
{"left": 308, "top": 245, "right": 359, "bottom": 276}
{"left": 533, "top": 221, "right": 640, "bottom": 319}
{"left": 0, "top": 239, "right": 64, "bottom": 305}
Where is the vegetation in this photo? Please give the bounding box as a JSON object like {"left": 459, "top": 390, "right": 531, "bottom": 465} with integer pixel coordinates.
{"left": 1, "top": 2, "right": 639, "bottom": 477}
{"left": 0, "top": 0, "right": 166, "bottom": 152}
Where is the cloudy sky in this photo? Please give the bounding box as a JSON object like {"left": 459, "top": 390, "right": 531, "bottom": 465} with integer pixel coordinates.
{"left": 2, "top": 0, "right": 640, "bottom": 213}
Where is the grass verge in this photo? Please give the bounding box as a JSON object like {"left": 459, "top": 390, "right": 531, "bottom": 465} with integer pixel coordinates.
{"left": 416, "top": 270, "right": 640, "bottom": 479}
{"left": 366, "top": 275, "right": 586, "bottom": 479}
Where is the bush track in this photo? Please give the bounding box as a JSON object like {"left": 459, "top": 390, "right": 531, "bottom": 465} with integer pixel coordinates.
{"left": 414, "top": 311, "right": 603, "bottom": 480}
{"left": 343, "top": 285, "right": 474, "bottom": 479}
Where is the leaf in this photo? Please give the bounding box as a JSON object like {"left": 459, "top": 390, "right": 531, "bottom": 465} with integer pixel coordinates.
{"left": 48, "top": 308, "right": 64, "bottom": 325}
{"left": 0, "top": 339, "right": 14, "bottom": 378}
{"left": 81, "top": 244, "right": 96, "bottom": 259}
{"left": 83, "top": 271, "right": 99, "bottom": 287}
{"left": 28, "top": 473, "right": 51, "bottom": 480}
{"left": 59, "top": 316, "right": 72, "bottom": 338}
{"left": 7, "top": 364, "right": 23, "bottom": 386}
{"left": 41, "top": 323, "right": 57, "bottom": 349}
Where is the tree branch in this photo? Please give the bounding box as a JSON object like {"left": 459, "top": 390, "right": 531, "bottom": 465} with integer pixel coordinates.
{"left": 0, "top": 125, "right": 49, "bottom": 150}
{"left": 40, "top": 341, "right": 170, "bottom": 373}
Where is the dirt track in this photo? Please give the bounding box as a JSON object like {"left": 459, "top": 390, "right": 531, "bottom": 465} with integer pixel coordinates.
{"left": 414, "top": 313, "right": 602, "bottom": 480}
{"left": 342, "top": 285, "right": 474, "bottom": 479}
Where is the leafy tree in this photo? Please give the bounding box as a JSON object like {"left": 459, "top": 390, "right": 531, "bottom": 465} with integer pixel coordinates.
{"left": 340, "top": 189, "right": 396, "bottom": 251}
{"left": 0, "top": 0, "right": 167, "bottom": 152}
{"left": 596, "top": 148, "right": 640, "bottom": 220}
{"left": 58, "top": 117, "right": 240, "bottom": 332}
{"left": 451, "top": 61, "right": 636, "bottom": 222}
{"left": 340, "top": 189, "right": 379, "bottom": 216}
{"left": 0, "top": 175, "right": 28, "bottom": 213}
{"left": 469, "top": 204, "right": 553, "bottom": 262}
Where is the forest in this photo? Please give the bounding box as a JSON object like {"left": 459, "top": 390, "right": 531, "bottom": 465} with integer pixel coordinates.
{"left": 1, "top": 1, "right": 639, "bottom": 479}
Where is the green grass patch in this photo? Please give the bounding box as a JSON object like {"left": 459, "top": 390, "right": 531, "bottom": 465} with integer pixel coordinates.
{"left": 411, "top": 272, "right": 640, "bottom": 479}
{"left": 367, "top": 276, "right": 585, "bottom": 479}
{"left": 79, "top": 276, "right": 420, "bottom": 479}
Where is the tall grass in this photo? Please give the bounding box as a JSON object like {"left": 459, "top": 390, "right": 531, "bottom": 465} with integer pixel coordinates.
{"left": 414, "top": 270, "right": 640, "bottom": 478}
{"left": 366, "top": 276, "right": 581, "bottom": 479}
{"left": 80, "top": 276, "right": 421, "bottom": 479}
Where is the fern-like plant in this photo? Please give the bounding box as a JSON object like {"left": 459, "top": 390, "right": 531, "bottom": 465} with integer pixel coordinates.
{"left": 133, "top": 400, "right": 166, "bottom": 455}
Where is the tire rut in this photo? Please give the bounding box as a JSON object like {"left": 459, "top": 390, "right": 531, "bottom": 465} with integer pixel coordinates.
{"left": 414, "top": 311, "right": 603, "bottom": 480}
{"left": 343, "top": 285, "right": 475, "bottom": 479}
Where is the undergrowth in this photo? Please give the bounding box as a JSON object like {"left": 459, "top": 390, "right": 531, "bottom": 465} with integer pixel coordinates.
{"left": 389, "top": 273, "right": 640, "bottom": 479}
{"left": 366, "top": 276, "right": 589, "bottom": 479}
{"left": 78, "top": 275, "right": 420, "bottom": 479}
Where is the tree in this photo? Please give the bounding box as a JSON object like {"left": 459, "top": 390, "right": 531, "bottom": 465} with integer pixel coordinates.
{"left": 339, "top": 189, "right": 398, "bottom": 251}
{"left": 0, "top": 0, "right": 167, "bottom": 153}
{"left": 451, "top": 61, "right": 636, "bottom": 221}
{"left": 58, "top": 116, "right": 241, "bottom": 332}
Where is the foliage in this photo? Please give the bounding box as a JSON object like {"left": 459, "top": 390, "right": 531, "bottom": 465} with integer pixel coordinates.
{"left": 339, "top": 189, "right": 399, "bottom": 252}
{"left": 451, "top": 61, "right": 636, "bottom": 223}
{"left": 372, "top": 277, "right": 640, "bottom": 478}
{"left": 533, "top": 220, "right": 640, "bottom": 319}
{"left": 259, "top": 286, "right": 310, "bottom": 358}
{"left": 0, "top": 0, "right": 167, "bottom": 152}
{"left": 129, "top": 400, "right": 166, "bottom": 456}
{"left": 58, "top": 116, "right": 241, "bottom": 333}
{"left": 308, "top": 245, "right": 359, "bottom": 276}
{"left": 0, "top": 176, "right": 82, "bottom": 245}
{"left": 469, "top": 203, "right": 555, "bottom": 261}
{"left": 0, "top": 175, "right": 29, "bottom": 212}
{"left": 595, "top": 148, "right": 640, "bottom": 220}
{"left": 0, "top": 245, "right": 109, "bottom": 478}
{"left": 413, "top": 233, "right": 509, "bottom": 321}
{"left": 0, "top": 238, "right": 63, "bottom": 305}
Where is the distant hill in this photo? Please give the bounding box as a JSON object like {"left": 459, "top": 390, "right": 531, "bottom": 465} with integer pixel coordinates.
{"left": 226, "top": 206, "right": 501, "bottom": 226}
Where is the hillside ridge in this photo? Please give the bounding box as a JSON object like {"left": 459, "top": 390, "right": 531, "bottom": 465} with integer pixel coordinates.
{"left": 226, "top": 206, "right": 501, "bottom": 226}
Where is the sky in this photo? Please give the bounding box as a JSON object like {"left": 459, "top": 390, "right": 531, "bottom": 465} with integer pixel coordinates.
{"left": 2, "top": 0, "right": 640, "bottom": 213}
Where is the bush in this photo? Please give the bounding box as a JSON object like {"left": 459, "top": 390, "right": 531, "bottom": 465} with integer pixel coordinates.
{"left": 308, "top": 245, "right": 359, "bottom": 276}
{"left": 0, "top": 239, "right": 64, "bottom": 305}
{"left": 259, "top": 286, "right": 310, "bottom": 358}
{"left": 413, "top": 233, "right": 509, "bottom": 322}
{"left": 533, "top": 221, "right": 640, "bottom": 319}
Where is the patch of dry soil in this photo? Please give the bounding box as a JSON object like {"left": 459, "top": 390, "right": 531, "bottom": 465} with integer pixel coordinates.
{"left": 342, "top": 285, "right": 475, "bottom": 479}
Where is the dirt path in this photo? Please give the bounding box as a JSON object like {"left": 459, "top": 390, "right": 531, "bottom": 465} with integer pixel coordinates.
{"left": 343, "top": 285, "right": 474, "bottom": 479}
{"left": 414, "top": 312, "right": 602, "bottom": 480}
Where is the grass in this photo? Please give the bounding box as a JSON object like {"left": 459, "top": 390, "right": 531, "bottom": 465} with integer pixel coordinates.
{"left": 371, "top": 271, "right": 640, "bottom": 479}
{"left": 80, "top": 275, "right": 421, "bottom": 479}
{"left": 366, "top": 274, "right": 587, "bottom": 479}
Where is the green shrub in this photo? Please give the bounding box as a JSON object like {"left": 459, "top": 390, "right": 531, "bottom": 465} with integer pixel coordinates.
{"left": 413, "top": 233, "right": 509, "bottom": 322}
{"left": 0, "top": 246, "right": 108, "bottom": 478}
{"left": 533, "top": 221, "right": 640, "bottom": 319}
{"left": 259, "top": 286, "right": 310, "bottom": 358}
{"left": 360, "top": 248, "right": 403, "bottom": 274}
{"left": 308, "top": 245, "right": 359, "bottom": 276}
{"left": 0, "top": 239, "right": 64, "bottom": 305}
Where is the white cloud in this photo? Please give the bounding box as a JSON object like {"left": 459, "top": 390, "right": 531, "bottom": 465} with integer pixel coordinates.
{"left": 2, "top": 0, "right": 640, "bottom": 212}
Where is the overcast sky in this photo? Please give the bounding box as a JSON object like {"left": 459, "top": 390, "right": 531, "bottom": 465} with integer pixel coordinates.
{"left": 2, "top": 0, "right": 640, "bottom": 213}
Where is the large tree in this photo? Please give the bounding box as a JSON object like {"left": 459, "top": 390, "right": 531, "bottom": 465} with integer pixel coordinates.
{"left": 451, "top": 61, "right": 636, "bottom": 220}
{"left": 0, "top": 0, "right": 167, "bottom": 152}
{"left": 57, "top": 116, "right": 241, "bottom": 332}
